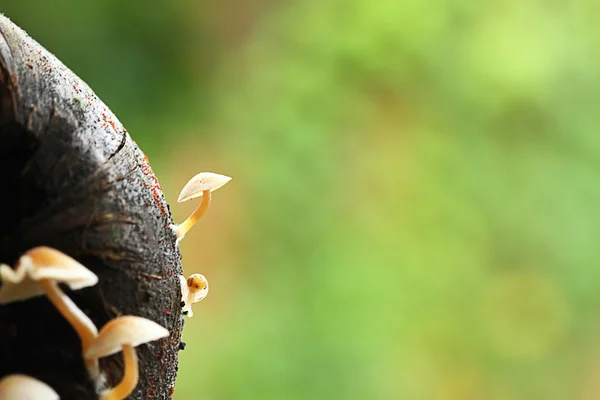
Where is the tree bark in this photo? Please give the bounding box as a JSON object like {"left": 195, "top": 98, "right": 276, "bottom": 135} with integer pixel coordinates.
{"left": 0, "top": 14, "right": 184, "bottom": 399}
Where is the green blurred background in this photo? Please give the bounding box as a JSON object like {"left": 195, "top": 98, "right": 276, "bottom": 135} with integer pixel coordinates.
{"left": 4, "top": 1, "right": 600, "bottom": 399}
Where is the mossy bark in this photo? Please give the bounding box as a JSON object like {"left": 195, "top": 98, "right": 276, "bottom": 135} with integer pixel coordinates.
{"left": 0, "top": 14, "right": 184, "bottom": 399}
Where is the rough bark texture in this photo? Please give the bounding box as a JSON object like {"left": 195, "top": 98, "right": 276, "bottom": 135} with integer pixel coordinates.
{"left": 0, "top": 14, "right": 184, "bottom": 399}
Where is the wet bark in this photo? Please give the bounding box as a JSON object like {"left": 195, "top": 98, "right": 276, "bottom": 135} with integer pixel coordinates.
{"left": 0, "top": 14, "right": 184, "bottom": 399}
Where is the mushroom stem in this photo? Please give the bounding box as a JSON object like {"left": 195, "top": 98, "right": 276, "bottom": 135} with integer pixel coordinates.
{"left": 173, "top": 189, "right": 211, "bottom": 239}
{"left": 39, "top": 280, "right": 99, "bottom": 376}
{"left": 101, "top": 345, "right": 138, "bottom": 400}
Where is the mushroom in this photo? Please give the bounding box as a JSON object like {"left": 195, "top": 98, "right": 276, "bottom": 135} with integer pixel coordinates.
{"left": 179, "top": 273, "right": 209, "bottom": 317}
{"left": 85, "top": 316, "right": 169, "bottom": 400}
{"left": 0, "top": 247, "right": 99, "bottom": 375}
{"left": 0, "top": 374, "right": 59, "bottom": 400}
{"left": 170, "top": 172, "right": 231, "bottom": 241}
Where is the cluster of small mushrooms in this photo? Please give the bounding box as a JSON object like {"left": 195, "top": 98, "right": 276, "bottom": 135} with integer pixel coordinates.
{"left": 0, "top": 172, "right": 231, "bottom": 399}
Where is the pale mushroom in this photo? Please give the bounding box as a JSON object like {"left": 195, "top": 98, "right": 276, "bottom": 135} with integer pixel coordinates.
{"left": 0, "top": 374, "right": 59, "bottom": 400}
{"left": 0, "top": 247, "right": 99, "bottom": 376}
{"left": 170, "top": 172, "right": 231, "bottom": 241}
{"left": 85, "top": 316, "right": 169, "bottom": 400}
{"left": 179, "top": 273, "right": 209, "bottom": 317}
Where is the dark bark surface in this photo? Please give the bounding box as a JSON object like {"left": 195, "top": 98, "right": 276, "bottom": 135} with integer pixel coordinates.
{"left": 0, "top": 14, "right": 184, "bottom": 399}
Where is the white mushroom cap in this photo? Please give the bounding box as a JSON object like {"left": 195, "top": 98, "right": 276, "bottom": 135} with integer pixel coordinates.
{"left": 0, "top": 263, "right": 38, "bottom": 303}
{"left": 0, "top": 247, "right": 98, "bottom": 303}
{"left": 177, "top": 172, "right": 232, "bottom": 203}
{"left": 85, "top": 316, "right": 169, "bottom": 359}
{"left": 24, "top": 247, "right": 98, "bottom": 290}
{"left": 0, "top": 374, "right": 59, "bottom": 400}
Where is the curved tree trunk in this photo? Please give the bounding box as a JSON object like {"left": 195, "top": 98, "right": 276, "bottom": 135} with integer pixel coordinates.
{"left": 0, "top": 14, "right": 184, "bottom": 399}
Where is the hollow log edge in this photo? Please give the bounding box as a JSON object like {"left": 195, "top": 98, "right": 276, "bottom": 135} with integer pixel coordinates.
{"left": 0, "top": 14, "right": 184, "bottom": 400}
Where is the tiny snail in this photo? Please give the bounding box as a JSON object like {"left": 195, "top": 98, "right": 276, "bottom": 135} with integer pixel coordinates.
{"left": 179, "top": 274, "right": 209, "bottom": 317}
